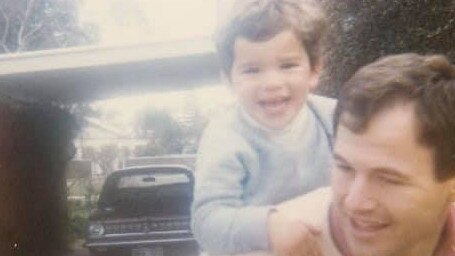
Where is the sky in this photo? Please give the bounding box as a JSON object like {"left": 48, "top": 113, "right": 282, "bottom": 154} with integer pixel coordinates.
{"left": 78, "top": 0, "right": 235, "bottom": 130}
{"left": 79, "top": 0, "right": 218, "bottom": 45}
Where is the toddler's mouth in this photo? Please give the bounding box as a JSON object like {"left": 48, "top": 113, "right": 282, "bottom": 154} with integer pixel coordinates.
{"left": 258, "top": 97, "right": 290, "bottom": 114}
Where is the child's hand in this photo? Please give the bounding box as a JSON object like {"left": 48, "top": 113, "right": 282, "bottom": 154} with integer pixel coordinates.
{"left": 267, "top": 210, "right": 322, "bottom": 256}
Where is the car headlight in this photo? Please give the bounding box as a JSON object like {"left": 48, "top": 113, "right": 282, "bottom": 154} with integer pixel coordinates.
{"left": 88, "top": 223, "right": 105, "bottom": 237}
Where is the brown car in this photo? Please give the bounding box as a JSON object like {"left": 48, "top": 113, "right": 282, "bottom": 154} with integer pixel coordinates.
{"left": 85, "top": 164, "right": 198, "bottom": 256}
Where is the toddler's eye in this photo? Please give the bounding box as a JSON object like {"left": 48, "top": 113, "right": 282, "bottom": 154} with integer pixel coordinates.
{"left": 281, "top": 63, "right": 299, "bottom": 69}
{"left": 242, "top": 67, "right": 259, "bottom": 74}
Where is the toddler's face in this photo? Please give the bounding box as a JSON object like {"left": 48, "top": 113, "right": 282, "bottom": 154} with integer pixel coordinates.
{"left": 230, "top": 29, "right": 321, "bottom": 129}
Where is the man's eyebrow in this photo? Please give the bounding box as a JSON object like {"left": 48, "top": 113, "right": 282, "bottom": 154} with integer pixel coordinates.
{"left": 334, "top": 152, "right": 410, "bottom": 180}
{"left": 374, "top": 167, "right": 409, "bottom": 180}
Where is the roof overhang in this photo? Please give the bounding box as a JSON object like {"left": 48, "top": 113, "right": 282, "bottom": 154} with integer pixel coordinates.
{"left": 0, "top": 38, "right": 221, "bottom": 103}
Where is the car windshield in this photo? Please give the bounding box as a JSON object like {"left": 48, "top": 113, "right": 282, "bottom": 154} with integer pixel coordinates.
{"left": 99, "top": 169, "right": 193, "bottom": 217}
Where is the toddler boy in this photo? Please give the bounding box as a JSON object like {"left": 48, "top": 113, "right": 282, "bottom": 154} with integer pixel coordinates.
{"left": 192, "top": 0, "right": 335, "bottom": 255}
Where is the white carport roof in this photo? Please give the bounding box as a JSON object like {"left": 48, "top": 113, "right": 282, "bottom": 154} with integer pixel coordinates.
{"left": 0, "top": 38, "right": 220, "bottom": 103}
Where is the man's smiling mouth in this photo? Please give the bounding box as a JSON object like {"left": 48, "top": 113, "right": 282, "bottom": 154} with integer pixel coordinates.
{"left": 348, "top": 216, "right": 390, "bottom": 239}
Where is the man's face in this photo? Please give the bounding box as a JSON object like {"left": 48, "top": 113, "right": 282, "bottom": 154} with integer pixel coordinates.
{"left": 331, "top": 103, "right": 455, "bottom": 256}
{"left": 230, "top": 29, "right": 320, "bottom": 129}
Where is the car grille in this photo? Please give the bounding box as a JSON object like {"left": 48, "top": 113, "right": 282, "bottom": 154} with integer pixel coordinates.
{"left": 104, "top": 218, "right": 190, "bottom": 234}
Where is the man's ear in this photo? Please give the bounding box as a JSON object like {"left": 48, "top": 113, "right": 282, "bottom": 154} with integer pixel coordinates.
{"left": 448, "top": 177, "right": 455, "bottom": 202}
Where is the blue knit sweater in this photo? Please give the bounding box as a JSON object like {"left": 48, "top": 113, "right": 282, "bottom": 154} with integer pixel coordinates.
{"left": 191, "top": 95, "right": 336, "bottom": 254}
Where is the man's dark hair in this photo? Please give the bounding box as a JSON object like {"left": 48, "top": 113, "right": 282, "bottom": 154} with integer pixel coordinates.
{"left": 216, "top": 0, "right": 327, "bottom": 76}
{"left": 335, "top": 53, "right": 455, "bottom": 181}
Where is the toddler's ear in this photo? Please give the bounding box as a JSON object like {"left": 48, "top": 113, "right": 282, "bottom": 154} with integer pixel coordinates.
{"left": 309, "top": 61, "right": 323, "bottom": 90}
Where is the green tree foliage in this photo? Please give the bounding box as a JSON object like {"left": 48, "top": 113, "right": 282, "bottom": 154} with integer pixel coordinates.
{"left": 134, "top": 108, "right": 184, "bottom": 156}
{"left": 320, "top": 0, "right": 455, "bottom": 96}
{"left": 0, "top": 0, "right": 96, "bottom": 53}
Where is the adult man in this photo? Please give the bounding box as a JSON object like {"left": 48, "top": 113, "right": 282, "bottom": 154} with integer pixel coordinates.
{"left": 240, "top": 53, "right": 455, "bottom": 256}
{"left": 327, "top": 52, "right": 455, "bottom": 256}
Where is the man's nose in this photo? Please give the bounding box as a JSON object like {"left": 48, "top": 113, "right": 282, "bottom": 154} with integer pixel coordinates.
{"left": 344, "top": 177, "right": 377, "bottom": 213}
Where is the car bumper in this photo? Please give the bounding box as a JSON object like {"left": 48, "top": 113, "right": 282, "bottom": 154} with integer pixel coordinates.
{"left": 86, "top": 238, "right": 199, "bottom": 256}
{"left": 85, "top": 231, "right": 196, "bottom": 248}
{"left": 86, "top": 236, "right": 196, "bottom": 248}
